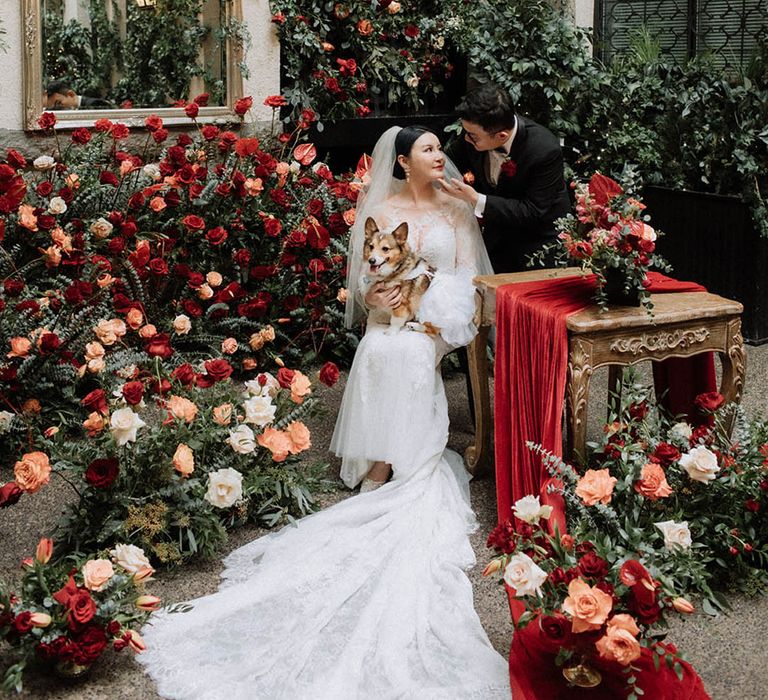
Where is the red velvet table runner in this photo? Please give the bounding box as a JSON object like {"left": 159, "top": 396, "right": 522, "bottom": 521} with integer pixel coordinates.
{"left": 494, "top": 272, "right": 717, "bottom": 527}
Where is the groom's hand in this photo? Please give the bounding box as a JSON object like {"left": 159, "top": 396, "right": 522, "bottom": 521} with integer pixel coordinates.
{"left": 438, "top": 177, "right": 479, "bottom": 207}
{"left": 365, "top": 282, "right": 402, "bottom": 309}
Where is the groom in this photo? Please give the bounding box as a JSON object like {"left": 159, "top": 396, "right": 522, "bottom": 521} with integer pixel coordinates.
{"left": 441, "top": 83, "right": 570, "bottom": 272}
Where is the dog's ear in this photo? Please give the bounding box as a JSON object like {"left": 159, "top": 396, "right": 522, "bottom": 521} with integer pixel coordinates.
{"left": 391, "top": 222, "right": 408, "bottom": 246}
{"left": 364, "top": 217, "right": 378, "bottom": 241}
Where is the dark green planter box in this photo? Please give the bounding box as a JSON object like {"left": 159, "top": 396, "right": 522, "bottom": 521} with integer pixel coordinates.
{"left": 643, "top": 186, "right": 767, "bottom": 344}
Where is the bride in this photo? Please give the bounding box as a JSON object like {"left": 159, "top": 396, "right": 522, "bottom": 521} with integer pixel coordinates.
{"left": 138, "top": 126, "right": 511, "bottom": 699}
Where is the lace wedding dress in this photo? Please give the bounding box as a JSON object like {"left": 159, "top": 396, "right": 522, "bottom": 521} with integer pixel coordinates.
{"left": 138, "top": 199, "right": 510, "bottom": 699}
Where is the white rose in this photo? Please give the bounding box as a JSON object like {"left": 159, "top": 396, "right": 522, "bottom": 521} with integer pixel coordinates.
{"left": 512, "top": 495, "right": 553, "bottom": 524}
{"left": 406, "top": 75, "right": 419, "bottom": 88}
{"left": 33, "top": 155, "right": 55, "bottom": 170}
{"left": 433, "top": 35, "right": 445, "bottom": 49}
{"left": 503, "top": 553, "right": 548, "bottom": 597}
{"left": 289, "top": 161, "right": 301, "bottom": 174}
{"left": 668, "top": 422, "right": 693, "bottom": 443}
{"left": 311, "top": 161, "right": 328, "bottom": 173}
{"left": 655, "top": 520, "right": 692, "bottom": 550}
{"left": 204, "top": 467, "right": 243, "bottom": 508}
{"left": 117, "top": 364, "right": 138, "bottom": 379}
{"left": 173, "top": 314, "right": 192, "bottom": 335}
{"left": 226, "top": 424, "right": 256, "bottom": 454}
{"left": 89, "top": 217, "right": 114, "bottom": 239}
{"left": 142, "top": 163, "right": 161, "bottom": 180}
{"left": 0, "top": 410, "right": 15, "bottom": 433}
{"left": 243, "top": 372, "right": 280, "bottom": 398}
{"left": 679, "top": 445, "right": 720, "bottom": 483}
{"left": 110, "top": 543, "right": 151, "bottom": 574}
{"left": 110, "top": 407, "right": 146, "bottom": 446}
{"left": 47, "top": 197, "right": 67, "bottom": 215}
{"left": 243, "top": 396, "right": 276, "bottom": 427}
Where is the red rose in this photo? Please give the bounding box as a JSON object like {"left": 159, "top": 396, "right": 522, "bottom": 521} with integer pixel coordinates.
{"left": 13, "top": 611, "right": 34, "bottom": 634}
{"left": 238, "top": 297, "right": 269, "bottom": 318}
{"left": 577, "top": 551, "right": 609, "bottom": 580}
{"left": 745, "top": 498, "right": 760, "bottom": 513}
{"left": 99, "top": 171, "right": 119, "bottom": 187}
{"left": 81, "top": 389, "right": 109, "bottom": 415}
{"left": 201, "top": 124, "right": 220, "bottom": 141}
{"left": 121, "top": 381, "right": 144, "bottom": 406}
{"left": 263, "top": 218, "right": 282, "bottom": 238}
{"left": 144, "top": 333, "right": 174, "bottom": 359}
{"left": 537, "top": 613, "right": 572, "bottom": 651}
{"left": 184, "top": 102, "right": 199, "bottom": 119}
{"left": 307, "top": 199, "right": 324, "bottom": 217}
{"left": 318, "top": 361, "right": 340, "bottom": 387}
{"left": 39, "top": 332, "right": 60, "bottom": 354}
{"left": 277, "top": 367, "right": 295, "bottom": 388}
{"left": 181, "top": 299, "right": 204, "bottom": 317}
{"left": 203, "top": 359, "right": 233, "bottom": 383}
{"left": 404, "top": 23, "right": 419, "bottom": 38}
{"left": 694, "top": 391, "right": 725, "bottom": 414}
{"left": 336, "top": 58, "right": 357, "bottom": 77}
{"left": 628, "top": 595, "right": 661, "bottom": 625}
{"left": 149, "top": 258, "right": 169, "bottom": 276}
{"left": 264, "top": 95, "right": 288, "bottom": 108}
{"left": 206, "top": 226, "right": 228, "bottom": 245}
{"left": 67, "top": 590, "right": 97, "bottom": 627}
{"left": 109, "top": 123, "right": 130, "bottom": 140}
{"left": 233, "top": 249, "right": 251, "bottom": 267}
{"left": 182, "top": 215, "right": 206, "bottom": 232}
{"left": 234, "top": 96, "right": 253, "bottom": 115}
{"left": 37, "top": 111, "right": 57, "bottom": 130}
{"left": 218, "top": 131, "right": 238, "bottom": 151}
{"left": 250, "top": 265, "right": 276, "bottom": 281}
{"left": 0, "top": 482, "right": 23, "bottom": 508}
{"left": 36, "top": 181, "right": 54, "bottom": 197}
{"left": 144, "top": 115, "right": 163, "bottom": 132}
{"left": 7, "top": 149, "right": 26, "bottom": 169}
{"left": 70, "top": 625, "right": 108, "bottom": 665}
{"left": 128, "top": 192, "right": 145, "bottom": 210}
{"left": 172, "top": 363, "right": 197, "bottom": 386}
{"left": 650, "top": 442, "right": 680, "bottom": 465}
{"left": 85, "top": 458, "right": 119, "bottom": 488}
{"left": 71, "top": 127, "right": 92, "bottom": 145}
{"left": 500, "top": 160, "right": 518, "bottom": 178}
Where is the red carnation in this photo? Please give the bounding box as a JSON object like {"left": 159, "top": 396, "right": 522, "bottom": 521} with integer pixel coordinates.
{"left": 144, "top": 333, "right": 174, "bottom": 359}
{"left": 318, "top": 361, "right": 340, "bottom": 387}
{"left": 404, "top": 23, "right": 420, "bottom": 38}
{"left": 70, "top": 625, "right": 108, "bottom": 665}
{"left": 110, "top": 123, "right": 130, "bottom": 140}
{"left": 201, "top": 124, "right": 220, "bottom": 141}
{"left": 171, "top": 363, "right": 197, "bottom": 386}
{"left": 144, "top": 115, "right": 163, "bottom": 132}
{"left": 263, "top": 218, "right": 282, "bottom": 237}
{"left": 12, "top": 611, "right": 34, "bottom": 635}
{"left": 71, "top": 127, "right": 92, "bottom": 145}
{"left": 85, "top": 458, "right": 119, "bottom": 489}
{"left": 39, "top": 332, "right": 60, "bottom": 355}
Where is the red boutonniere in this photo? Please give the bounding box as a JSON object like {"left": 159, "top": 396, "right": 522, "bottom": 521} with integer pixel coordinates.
{"left": 500, "top": 159, "right": 518, "bottom": 178}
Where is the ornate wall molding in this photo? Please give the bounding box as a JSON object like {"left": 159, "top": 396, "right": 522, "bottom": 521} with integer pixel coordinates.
{"left": 610, "top": 328, "right": 710, "bottom": 356}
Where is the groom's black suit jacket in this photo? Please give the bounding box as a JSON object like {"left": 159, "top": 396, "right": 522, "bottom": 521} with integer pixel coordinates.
{"left": 445, "top": 115, "right": 571, "bottom": 273}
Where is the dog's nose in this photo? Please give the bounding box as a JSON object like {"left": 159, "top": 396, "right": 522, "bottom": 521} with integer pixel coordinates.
{"left": 368, "top": 257, "right": 376, "bottom": 265}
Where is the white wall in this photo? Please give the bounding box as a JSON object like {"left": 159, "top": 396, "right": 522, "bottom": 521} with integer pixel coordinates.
{"left": 0, "top": 3, "right": 24, "bottom": 131}
{"left": 574, "top": 0, "right": 595, "bottom": 29}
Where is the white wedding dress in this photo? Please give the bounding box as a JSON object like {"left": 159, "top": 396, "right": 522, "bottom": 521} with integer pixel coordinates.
{"left": 138, "top": 198, "right": 510, "bottom": 699}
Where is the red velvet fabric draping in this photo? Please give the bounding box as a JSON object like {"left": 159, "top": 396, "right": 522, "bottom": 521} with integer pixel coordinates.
{"left": 505, "top": 587, "right": 711, "bottom": 700}
{"left": 493, "top": 272, "right": 717, "bottom": 526}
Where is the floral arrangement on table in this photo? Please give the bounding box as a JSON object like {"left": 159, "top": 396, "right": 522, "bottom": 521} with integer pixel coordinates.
{"left": 269, "top": 0, "right": 463, "bottom": 122}
{"left": 0, "top": 538, "right": 156, "bottom": 693}
{"left": 0, "top": 101, "right": 357, "bottom": 462}
{"left": 534, "top": 173, "right": 671, "bottom": 311}
{"left": 485, "top": 496, "right": 693, "bottom": 697}
{"left": 4, "top": 355, "right": 338, "bottom": 566}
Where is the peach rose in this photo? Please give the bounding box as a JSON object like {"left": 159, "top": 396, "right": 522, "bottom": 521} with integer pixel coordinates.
{"left": 242, "top": 357, "right": 258, "bottom": 370}
{"left": 149, "top": 196, "right": 167, "bottom": 212}
{"left": 87, "top": 357, "right": 106, "bottom": 374}
{"left": 83, "top": 411, "right": 107, "bottom": 436}
{"left": 8, "top": 337, "right": 33, "bottom": 358}
{"left": 40, "top": 246, "right": 62, "bottom": 267}
{"left": 260, "top": 326, "right": 275, "bottom": 343}
{"left": 634, "top": 463, "right": 673, "bottom": 500}
{"left": 336, "top": 288, "right": 347, "bottom": 303}
{"left": 84, "top": 341, "right": 105, "bottom": 361}
{"left": 167, "top": 395, "right": 198, "bottom": 423}
{"left": 139, "top": 324, "right": 157, "bottom": 339}
{"left": 221, "top": 337, "right": 238, "bottom": 354}
{"left": 96, "top": 273, "right": 114, "bottom": 288}
{"left": 244, "top": 178, "right": 263, "bottom": 196}
{"left": 14, "top": 451, "right": 52, "bottom": 494}
{"left": 257, "top": 427, "right": 294, "bottom": 462}
{"left": 18, "top": 204, "right": 38, "bottom": 231}
{"left": 290, "top": 371, "right": 312, "bottom": 404}
{"left": 126, "top": 308, "right": 144, "bottom": 330}
{"left": 173, "top": 314, "right": 192, "bottom": 335}
{"left": 89, "top": 217, "right": 113, "bottom": 239}
{"left": 172, "top": 443, "right": 194, "bottom": 477}
{"left": 51, "top": 228, "right": 73, "bottom": 251}
{"left": 212, "top": 403, "right": 233, "bottom": 426}
{"left": 575, "top": 469, "right": 617, "bottom": 506}
{"left": 82, "top": 559, "right": 115, "bottom": 591}
{"left": 562, "top": 578, "right": 613, "bottom": 633}
{"left": 286, "top": 421, "right": 311, "bottom": 453}
{"left": 65, "top": 173, "right": 80, "bottom": 189}
{"left": 342, "top": 208, "right": 356, "bottom": 226}
{"left": 197, "top": 283, "right": 214, "bottom": 300}
{"left": 357, "top": 18, "right": 373, "bottom": 36}
{"left": 595, "top": 614, "right": 641, "bottom": 666}
{"left": 95, "top": 318, "right": 127, "bottom": 345}
{"left": 249, "top": 333, "right": 266, "bottom": 351}
{"left": 206, "top": 271, "right": 223, "bottom": 287}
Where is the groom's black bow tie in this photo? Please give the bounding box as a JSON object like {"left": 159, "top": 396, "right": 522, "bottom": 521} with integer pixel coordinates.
{"left": 493, "top": 147, "right": 508, "bottom": 154}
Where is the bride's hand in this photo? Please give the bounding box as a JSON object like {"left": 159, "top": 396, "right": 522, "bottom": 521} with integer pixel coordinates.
{"left": 365, "top": 283, "right": 402, "bottom": 309}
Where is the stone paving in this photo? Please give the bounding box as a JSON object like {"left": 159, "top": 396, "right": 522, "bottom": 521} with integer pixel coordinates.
{"left": 2, "top": 346, "right": 768, "bottom": 698}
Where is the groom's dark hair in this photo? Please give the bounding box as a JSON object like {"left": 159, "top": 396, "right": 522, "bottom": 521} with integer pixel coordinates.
{"left": 456, "top": 84, "right": 517, "bottom": 132}
{"left": 392, "top": 125, "right": 435, "bottom": 180}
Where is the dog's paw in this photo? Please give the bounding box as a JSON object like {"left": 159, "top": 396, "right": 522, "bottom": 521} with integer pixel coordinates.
{"left": 404, "top": 321, "right": 426, "bottom": 333}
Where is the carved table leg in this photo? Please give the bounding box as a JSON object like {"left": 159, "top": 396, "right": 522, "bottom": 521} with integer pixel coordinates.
{"left": 607, "top": 365, "right": 623, "bottom": 420}
{"left": 720, "top": 317, "right": 747, "bottom": 436}
{"left": 567, "top": 337, "right": 594, "bottom": 466}
{"left": 465, "top": 324, "right": 491, "bottom": 477}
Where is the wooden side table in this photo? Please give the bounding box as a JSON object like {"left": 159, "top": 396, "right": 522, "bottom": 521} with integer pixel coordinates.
{"left": 465, "top": 269, "right": 747, "bottom": 476}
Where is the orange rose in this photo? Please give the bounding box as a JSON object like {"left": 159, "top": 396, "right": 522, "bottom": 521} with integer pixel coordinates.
{"left": 167, "top": 395, "right": 198, "bottom": 423}
{"left": 286, "top": 421, "right": 311, "bottom": 454}
{"left": 126, "top": 308, "right": 144, "bottom": 330}
{"left": 212, "top": 403, "right": 233, "bottom": 426}
{"left": 83, "top": 411, "right": 107, "bottom": 436}
{"left": 18, "top": 204, "right": 38, "bottom": 231}
{"left": 14, "top": 451, "right": 52, "bottom": 494}
{"left": 22, "top": 399, "right": 41, "bottom": 415}
{"left": 290, "top": 371, "right": 312, "bottom": 404}
{"left": 634, "top": 463, "right": 673, "bottom": 500}
{"left": 595, "top": 614, "right": 641, "bottom": 666}
{"left": 149, "top": 196, "right": 167, "bottom": 212}
{"left": 96, "top": 273, "right": 114, "bottom": 288}
{"left": 7, "top": 336, "right": 33, "bottom": 358}
{"left": 257, "top": 427, "right": 294, "bottom": 462}
{"left": 357, "top": 19, "right": 373, "bottom": 36}
{"left": 82, "top": 559, "right": 115, "bottom": 591}
{"left": 84, "top": 341, "right": 105, "bottom": 361}
{"left": 139, "top": 324, "right": 157, "bottom": 339}
{"left": 172, "top": 443, "right": 195, "bottom": 477}
{"left": 242, "top": 357, "right": 258, "bottom": 371}
{"left": 244, "top": 178, "right": 263, "bottom": 196}
{"left": 95, "top": 318, "right": 127, "bottom": 345}
{"left": 562, "top": 578, "right": 613, "bottom": 633}
{"left": 342, "top": 208, "right": 356, "bottom": 226}
{"left": 206, "top": 271, "right": 223, "bottom": 287}
{"left": 221, "top": 337, "right": 238, "bottom": 354}
{"left": 575, "top": 468, "right": 617, "bottom": 506}
{"left": 249, "top": 333, "right": 266, "bottom": 351}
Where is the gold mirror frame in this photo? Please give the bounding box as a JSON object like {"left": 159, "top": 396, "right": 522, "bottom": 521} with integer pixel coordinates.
{"left": 21, "top": 0, "right": 244, "bottom": 131}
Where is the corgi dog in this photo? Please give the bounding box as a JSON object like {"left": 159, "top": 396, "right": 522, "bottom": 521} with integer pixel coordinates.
{"left": 363, "top": 217, "right": 435, "bottom": 333}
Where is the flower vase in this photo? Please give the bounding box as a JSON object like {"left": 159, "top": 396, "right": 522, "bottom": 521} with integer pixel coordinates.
{"left": 601, "top": 267, "right": 641, "bottom": 307}
{"left": 54, "top": 659, "right": 92, "bottom": 679}
{"left": 562, "top": 657, "right": 603, "bottom": 688}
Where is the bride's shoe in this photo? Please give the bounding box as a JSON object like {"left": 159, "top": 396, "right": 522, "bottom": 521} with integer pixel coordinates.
{"left": 359, "top": 477, "right": 386, "bottom": 493}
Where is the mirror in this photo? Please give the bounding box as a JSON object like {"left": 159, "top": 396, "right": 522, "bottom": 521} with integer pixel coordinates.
{"left": 22, "top": 0, "right": 245, "bottom": 129}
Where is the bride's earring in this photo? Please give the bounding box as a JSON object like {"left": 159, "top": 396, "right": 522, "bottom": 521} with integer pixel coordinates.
{"left": 405, "top": 168, "right": 410, "bottom": 183}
